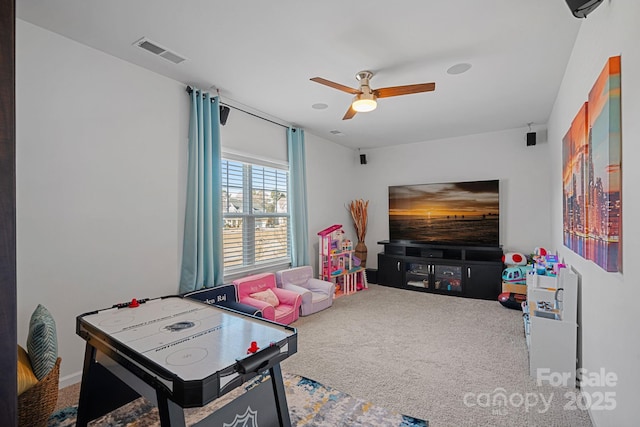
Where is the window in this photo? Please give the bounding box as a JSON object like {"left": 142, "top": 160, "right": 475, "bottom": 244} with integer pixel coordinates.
{"left": 221, "top": 158, "right": 290, "bottom": 273}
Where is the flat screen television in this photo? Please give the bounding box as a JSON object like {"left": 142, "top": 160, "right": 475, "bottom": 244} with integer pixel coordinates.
{"left": 388, "top": 179, "right": 500, "bottom": 246}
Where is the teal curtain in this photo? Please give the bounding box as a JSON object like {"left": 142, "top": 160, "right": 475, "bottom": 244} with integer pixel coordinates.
{"left": 179, "top": 89, "right": 224, "bottom": 293}
{"left": 287, "top": 127, "right": 309, "bottom": 267}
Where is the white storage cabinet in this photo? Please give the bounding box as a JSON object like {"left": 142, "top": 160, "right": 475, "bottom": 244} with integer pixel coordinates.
{"left": 525, "top": 268, "right": 578, "bottom": 387}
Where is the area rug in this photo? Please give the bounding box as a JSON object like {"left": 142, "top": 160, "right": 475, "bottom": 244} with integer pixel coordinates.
{"left": 48, "top": 373, "right": 428, "bottom": 426}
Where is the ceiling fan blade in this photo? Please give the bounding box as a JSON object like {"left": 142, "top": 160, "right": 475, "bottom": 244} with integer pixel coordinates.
{"left": 374, "top": 82, "right": 436, "bottom": 98}
{"left": 342, "top": 105, "right": 357, "bottom": 120}
{"left": 311, "top": 77, "right": 361, "bottom": 95}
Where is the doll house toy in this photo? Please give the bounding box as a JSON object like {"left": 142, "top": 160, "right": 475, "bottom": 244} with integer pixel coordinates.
{"left": 317, "top": 225, "right": 367, "bottom": 295}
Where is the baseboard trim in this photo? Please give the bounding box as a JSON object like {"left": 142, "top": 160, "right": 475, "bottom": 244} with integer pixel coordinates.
{"left": 59, "top": 371, "right": 83, "bottom": 389}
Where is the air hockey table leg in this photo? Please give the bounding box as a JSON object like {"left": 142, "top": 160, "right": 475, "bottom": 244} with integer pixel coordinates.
{"left": 157, "top": 389, "right": 187, "bottom": 427}
{"left": 269, "top": 364, "right": 292, "bottom": 427}
{"left": 76, "top": 343, "right": 141, "bottom": 427}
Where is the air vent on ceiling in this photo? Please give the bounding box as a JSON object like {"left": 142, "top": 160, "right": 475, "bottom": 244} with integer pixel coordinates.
{"left": 133, "top": 37, "right": 187, "bottom": 64}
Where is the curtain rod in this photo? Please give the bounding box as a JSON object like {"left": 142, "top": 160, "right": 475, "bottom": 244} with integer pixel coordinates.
{"left": 185, "top": 86, "right": 291, "bottom": 130}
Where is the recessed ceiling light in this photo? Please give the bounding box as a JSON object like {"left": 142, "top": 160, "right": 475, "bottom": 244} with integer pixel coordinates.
{"left": 447, "top": 63, "right": 472, "bottom": 75}
{"left": 330, "top": 130, "right": 345, "bottom": 136}
{"left": 312, "top": 103, "right": 328, "bottom": 110}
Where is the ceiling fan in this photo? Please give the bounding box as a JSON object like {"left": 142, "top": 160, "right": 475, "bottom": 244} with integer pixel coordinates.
{"left": 310, "top": 71, "right": 436, "bottom": 120}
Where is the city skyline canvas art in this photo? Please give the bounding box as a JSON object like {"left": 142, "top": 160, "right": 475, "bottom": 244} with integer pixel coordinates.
{"left": 562, "top": 55, "right": 621, "bottom": 272}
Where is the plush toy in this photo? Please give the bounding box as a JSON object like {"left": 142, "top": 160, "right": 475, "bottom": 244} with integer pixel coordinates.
{"left": 502, "top": 252, "right": 527, "bottom": 266}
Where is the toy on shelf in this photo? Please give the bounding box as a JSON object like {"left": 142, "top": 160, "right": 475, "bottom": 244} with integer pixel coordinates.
{"left": 534, "top": 247, "right": 548, "bottom": 257}
{"left": 531, "top": 250, "right": 566, "bottom": 277}
{"left": 317, "top": 224, "right": 368, "bottom": 296}
{"left": 499, "top": 246, "right": 568, "bottom": 310}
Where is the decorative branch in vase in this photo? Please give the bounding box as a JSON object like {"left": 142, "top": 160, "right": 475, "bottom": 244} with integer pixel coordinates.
{"left": 349, "top": 199, "right": 369, "bottom": 268}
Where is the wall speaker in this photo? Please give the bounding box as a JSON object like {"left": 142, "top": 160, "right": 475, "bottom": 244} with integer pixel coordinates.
{"left": 565, "top": 0, "right": 604, "bottom": 18}
{"left": 360, "top": 154, "right": 367, "bottom": 165}
{"left": 219, "top": 106, "right": 230, "bottom": 126}
{"left": 526, "top": 132, "right": 536, "bottom": 147}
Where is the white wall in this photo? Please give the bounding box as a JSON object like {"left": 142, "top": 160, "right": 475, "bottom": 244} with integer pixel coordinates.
{"left": 547, "top": 3, "right": 640, "bottom": 426}
{"left": 305, "top": 132, "right": 361, "bottom": 273}
{"left": 16, "top": 20, "right": 189, "bottom": 384}
{"left": 356, "top": 127, "right": 553, "bottom": 269}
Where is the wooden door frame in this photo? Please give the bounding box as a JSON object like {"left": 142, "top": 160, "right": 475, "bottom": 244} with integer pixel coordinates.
{"left": 0, "top": 0, "right": 17, "bottom": 425}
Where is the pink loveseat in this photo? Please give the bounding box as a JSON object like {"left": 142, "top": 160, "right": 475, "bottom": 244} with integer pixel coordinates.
{"left": 232, "top": 273, "right": 302, "bottom": 325}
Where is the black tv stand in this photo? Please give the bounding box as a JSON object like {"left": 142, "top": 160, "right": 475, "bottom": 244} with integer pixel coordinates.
{"left": 377, "top": 241, "right": 503, "bottom": 300}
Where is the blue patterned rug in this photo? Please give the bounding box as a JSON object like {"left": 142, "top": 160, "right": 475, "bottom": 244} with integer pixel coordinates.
{"left": 48, "top": 373, "right": 427, "bottom": 426}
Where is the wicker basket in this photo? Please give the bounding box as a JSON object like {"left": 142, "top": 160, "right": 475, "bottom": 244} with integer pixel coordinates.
{"left": 18, "top": 357, "right": 61, "bottom": 427}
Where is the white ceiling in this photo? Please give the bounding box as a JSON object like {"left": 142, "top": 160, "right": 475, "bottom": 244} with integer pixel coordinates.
{"left": 17, "top": 0, "right": 582, "bottom": 149}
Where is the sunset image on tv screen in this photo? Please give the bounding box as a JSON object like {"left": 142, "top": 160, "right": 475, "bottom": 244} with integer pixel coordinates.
{"left": 388, "top": 180, "right": 499, "bottom": 246}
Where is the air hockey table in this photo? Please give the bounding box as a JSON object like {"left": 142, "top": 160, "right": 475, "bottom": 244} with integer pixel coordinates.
{"left": 75, "top": 295, "right": 297, "bottom": 427}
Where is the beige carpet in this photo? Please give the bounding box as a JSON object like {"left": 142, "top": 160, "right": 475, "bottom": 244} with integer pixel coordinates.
{"left": 280, "top": 284, "right": 593, "bottom": 427}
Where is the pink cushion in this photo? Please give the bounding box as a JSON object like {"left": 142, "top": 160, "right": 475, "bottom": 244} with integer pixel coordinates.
{"left": 274, "top": 306, "right": 297, "bottom": 325}
{"left": 250, "top": 288, "right": 280, "bottom": 307}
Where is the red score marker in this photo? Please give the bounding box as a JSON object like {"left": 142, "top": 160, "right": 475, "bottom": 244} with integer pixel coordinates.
{"left": 247, "top": 341, "right": 259, "bottom": 354}
{"left": 129, "top": 298, "right": 140, "bottom": 308}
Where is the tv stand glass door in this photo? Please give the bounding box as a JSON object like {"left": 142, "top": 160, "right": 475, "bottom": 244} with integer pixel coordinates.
{"left": 433, "top": 264, "right": 462, "bottom": 293}
{"left": 405, "top": 261, "right": 462, "bottom": 294}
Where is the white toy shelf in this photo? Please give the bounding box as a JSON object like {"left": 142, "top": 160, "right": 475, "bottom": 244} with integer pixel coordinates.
{"left": 524, "top": 267, "right": 579, "bottom": 387}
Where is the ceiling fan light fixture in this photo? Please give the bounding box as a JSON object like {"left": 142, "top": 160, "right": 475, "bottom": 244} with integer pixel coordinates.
{"left": 311, "top": 70, "right": 435, "bottom": 120}
{"left": 352, "top": 93, "right": 377, "bottom": 112}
